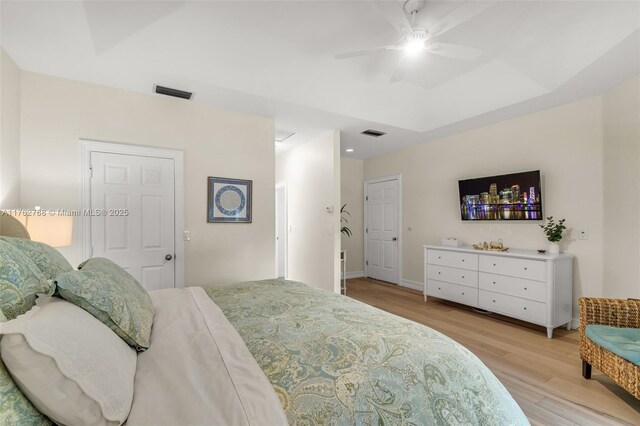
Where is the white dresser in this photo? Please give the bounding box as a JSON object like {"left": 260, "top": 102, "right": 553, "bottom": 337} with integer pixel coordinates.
{"left": 423, "top": 245, "right": 573, "bottom": 338}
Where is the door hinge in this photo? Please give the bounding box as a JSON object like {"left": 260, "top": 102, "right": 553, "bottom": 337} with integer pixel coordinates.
{"left": 89, "top": 246, "right": 94, "bottom": 257}
{"left": 89, "top": 164, "right": 93, "bottom": 178}
{"left": 366, "top": 228, "right": 368, "bottom": 233}
{"left": 366, "top": 260, "right": 369, "bottom": 266}
{"left": 366, "top": 196, "right": 368, "bottom": 201}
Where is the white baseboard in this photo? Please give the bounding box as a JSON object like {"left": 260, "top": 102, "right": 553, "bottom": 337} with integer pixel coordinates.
{"left": 345, "top": 271, "right": 364, "bottom": 279}
{"left": 400, "top": 279, "right": 423, "bottom": 291}
{"left": 570, "top": 317, "right": 579, "bottom": 330}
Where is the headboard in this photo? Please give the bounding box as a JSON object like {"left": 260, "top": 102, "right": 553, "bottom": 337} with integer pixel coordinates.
{"left": 0, "top": 214, "right": 31, "bottom": 239}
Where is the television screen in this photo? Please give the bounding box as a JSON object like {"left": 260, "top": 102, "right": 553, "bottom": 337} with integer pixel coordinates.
{"left": 458, "top": 170, "right": 542, "bottom": 221}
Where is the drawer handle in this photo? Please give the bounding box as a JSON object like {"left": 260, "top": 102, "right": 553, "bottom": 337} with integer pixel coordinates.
{"left": 523, "top": 307, "right": 527, "bottom": 310}
{"left": 524, "top": 287, "right": 527, "bottom": 291}
{"left": 462, "top": 259, "right": 465, "bottom": 262}
{"left": 438, "top": 287, "right": 441, "bottom": 290}
{"left": 462, "top": 275, "right": 465, "bottom": 279}
{"left": 524, "top": 267, "right": 528, "bottom": 271}
{"left": 492, "top": 299, "right": 496, "bottom": 302}
{"left": 493, "top": 263, "right": 496, "bottom": 266}
{"left": 438, "top": 256, "right": 441, "bottom": 259}
{"left": 492, "top": 281, "right": 496, "bottom": 284}
{"left": 438, "top": 272, "right": 441, "bottom": 275}
{"left": 461, "top": 292, "right": 465, "bottom": 295}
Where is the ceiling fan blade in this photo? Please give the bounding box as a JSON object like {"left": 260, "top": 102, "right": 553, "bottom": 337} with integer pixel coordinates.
{"left": 334, "top": 46, "right": 395, "bottom": 60}
{"left": 389, "top": 58, "right": 411, "bottom": 84}
{"left": 373, "top": 0, "right": 413, "bottom": 35}
{"left": 428, "top": 1, "right": 495, "bottom": 39}
{"left": 426, "top": 43, "right": 483, "bottom": 61}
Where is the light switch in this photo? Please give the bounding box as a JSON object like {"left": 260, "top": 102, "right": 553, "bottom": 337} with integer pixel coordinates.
{"left": 578, "top": 228, "right": 588, "bottom": 240}
{"left": 184, "top": 230, "right": 191, "bottom": 241}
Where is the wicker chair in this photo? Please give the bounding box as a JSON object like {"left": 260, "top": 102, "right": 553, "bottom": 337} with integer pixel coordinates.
{"left": 579, "top": 297, "right": 640, "bottom": 399}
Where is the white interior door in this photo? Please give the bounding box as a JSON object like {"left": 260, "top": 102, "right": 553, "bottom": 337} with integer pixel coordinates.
{"left": 365, "top": 179, "right": 399, "bottom": 283}
{"left": 90, "top": 152, "right": 175, "bottom": 290}
{"left": 276, "top": 185, "right": 287, "bottom": 278}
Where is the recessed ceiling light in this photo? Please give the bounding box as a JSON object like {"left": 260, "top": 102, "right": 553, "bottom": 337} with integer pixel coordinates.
{"left": 345, "top": 148, "right": 354, "bottom": 152}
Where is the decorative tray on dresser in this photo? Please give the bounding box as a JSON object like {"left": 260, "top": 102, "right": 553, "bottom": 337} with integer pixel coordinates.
{"left": 423, "top": 245, "right": 573, "bottom": 338}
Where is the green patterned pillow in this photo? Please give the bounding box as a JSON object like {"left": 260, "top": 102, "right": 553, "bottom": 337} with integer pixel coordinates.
{"left": 0, "top": 237, "right": 73, "bottom": 280}
{"left": 53, "top": 258, "right": 154, "bottom": 351}
{"left": 0, "top": 310, "right": 53, "bottom": 426}
{"left": 0, "top": 240, "right": 52, "bottom": 320}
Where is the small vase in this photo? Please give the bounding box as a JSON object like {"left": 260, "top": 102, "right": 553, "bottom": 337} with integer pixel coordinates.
{"left": 548, "top": 242, "right": 560, "bottom": 254}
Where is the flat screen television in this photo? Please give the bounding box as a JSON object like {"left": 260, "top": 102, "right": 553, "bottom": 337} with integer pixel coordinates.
{"left": 458, "top": 170, "right": 542, "bottom": 221}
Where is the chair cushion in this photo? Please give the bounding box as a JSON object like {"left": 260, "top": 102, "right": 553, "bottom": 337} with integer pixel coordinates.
{"left": 0, "top": 237, "right": 73, "bottom": 280}
{"left": 585, "top": 324, "right": 640, "bottom": 365}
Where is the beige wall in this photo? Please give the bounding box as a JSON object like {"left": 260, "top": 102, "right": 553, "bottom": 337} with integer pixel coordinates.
{"left": 365, "top": 96, "right": 606, "bottom": 319}
{"left": 276, "top": 131, "right": 341, "bottom": 292}
{"left": 603, "top": 75, "right": 640, "bottom": 298}
{"left": 19, "top": 71, "right": 276, "bottom": 286}
{"left": 0, "top": 48, "right": 21, "bottom": 208}
{"left": 340, "top": 157, "right": 364, "bottom": 274}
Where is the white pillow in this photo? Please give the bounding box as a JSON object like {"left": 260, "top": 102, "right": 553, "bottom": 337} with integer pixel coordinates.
{"left": 0, "top": 296, "right": 137, "bottom": 426}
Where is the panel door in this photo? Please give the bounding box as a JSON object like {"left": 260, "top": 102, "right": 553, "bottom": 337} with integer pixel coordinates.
{"left": 90, "top": 152, "right": 175, "bottom": 290}
{"left": 366, "top": 179, "right": 399, "bottom": 283}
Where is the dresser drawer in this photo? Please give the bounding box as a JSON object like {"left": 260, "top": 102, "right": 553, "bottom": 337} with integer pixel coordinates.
{"left": 428, "top": 280, "right": 478, "bottom": 307}
{"left": 479, "top": 272, "right": 546, "bottom": 302}
{"left": 427, "top": 265, "right": 478, "bottom": 288}
{"left": 479, "top": 255, "right": 545, "bottom": 281}
{"left": 479, "top": 290, "right": 547, "bottom": 325}
{"left": 427, "top": 249, "right": 478, "bottom": 271}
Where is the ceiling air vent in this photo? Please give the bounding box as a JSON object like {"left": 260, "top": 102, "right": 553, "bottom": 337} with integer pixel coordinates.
{"left": 361, "top": 129, "right": 386, "bottom": 137}
{"left": 154, "top": 85, "right": 193, "bottom": 100}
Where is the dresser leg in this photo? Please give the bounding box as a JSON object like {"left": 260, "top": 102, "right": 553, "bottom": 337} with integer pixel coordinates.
{"left": 546, "top": 327, "right": 553, "bottom": 339}
{"left": 566, "top": 321, "right": 572, "bottom": 330}
{"left": 423, "top": 294, "right": 427, "bottom": 303}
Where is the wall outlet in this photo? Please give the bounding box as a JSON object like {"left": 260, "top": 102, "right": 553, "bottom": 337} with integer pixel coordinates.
{"left": 577, "top": 228, "right": 588, "bottom": 240}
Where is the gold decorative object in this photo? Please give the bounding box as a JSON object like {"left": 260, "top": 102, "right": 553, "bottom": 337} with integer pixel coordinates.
{"left": 472, "top": 239, "right": 509, "bottom": 252}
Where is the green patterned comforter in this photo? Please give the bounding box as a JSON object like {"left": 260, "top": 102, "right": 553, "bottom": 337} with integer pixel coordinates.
{"left": 204, "top": 279, "right": 528, "bottom": 426}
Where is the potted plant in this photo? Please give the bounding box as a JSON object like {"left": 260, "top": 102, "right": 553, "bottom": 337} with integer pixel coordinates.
{"left": 539, "top": 216, "right": 566, "bottom": 254}
{"left": 340, "top": 204, "right": 352, "bottom": 237}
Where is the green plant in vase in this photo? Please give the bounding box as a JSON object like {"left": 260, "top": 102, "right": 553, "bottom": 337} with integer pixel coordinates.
{"left": 340, "top": 204, "right": 352, "bottom": 237}
{"left": 539, "top": 216, "right": 566, "bottom": 254}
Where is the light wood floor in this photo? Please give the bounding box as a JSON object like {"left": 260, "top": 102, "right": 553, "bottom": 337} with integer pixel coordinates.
{"left": 346, "top": 277, "right": 640, "bottom": 426}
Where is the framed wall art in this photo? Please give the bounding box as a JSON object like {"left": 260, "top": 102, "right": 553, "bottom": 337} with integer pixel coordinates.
{"left": 207, "top": 177, "right": 252, "bottom": 223}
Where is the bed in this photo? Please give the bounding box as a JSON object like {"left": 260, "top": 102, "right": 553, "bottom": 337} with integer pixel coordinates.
{"left": 126, "top": 281, "right": 528, "bottom": 425}
{"left": 203, "top": 279, "right": 528, "bottom": 425}
{"left": 0, "top": 217, "right": 528, "bottom": 425}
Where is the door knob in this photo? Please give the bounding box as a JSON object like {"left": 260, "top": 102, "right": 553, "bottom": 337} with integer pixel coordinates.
{"left": 165, "top": 254, "right": 173, "bottom": 261}
{"left": 392, "top": 237, "right": 397, "bottom": 241}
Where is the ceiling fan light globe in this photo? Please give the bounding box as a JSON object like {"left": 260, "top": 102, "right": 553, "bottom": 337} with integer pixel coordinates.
{"left": 403, "top": 38, "right": 425, "bottom": 56}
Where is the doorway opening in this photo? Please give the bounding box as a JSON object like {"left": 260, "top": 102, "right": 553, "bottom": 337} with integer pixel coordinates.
{"left": 275, "top": 183, "right": 287, "bottom": 279}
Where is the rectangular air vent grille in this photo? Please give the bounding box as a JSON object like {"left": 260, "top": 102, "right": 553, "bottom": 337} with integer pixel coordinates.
{"left": 154, "top": 85, "right": 193, "bottom": 100}
{"left": 361, "top": 129, "right": 386, "bottom": 137}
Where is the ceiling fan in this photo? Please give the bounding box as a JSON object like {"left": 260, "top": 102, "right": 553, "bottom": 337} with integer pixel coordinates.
{"left": 336, "top": 0, "right": 491, "bottom": 83}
